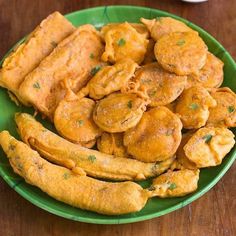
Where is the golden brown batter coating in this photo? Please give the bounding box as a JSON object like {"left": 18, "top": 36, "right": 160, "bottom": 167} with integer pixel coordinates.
{"left": 101, "top": 22, "right": 148, "bottom": 64}
{"left": 54, "top": 94, "right": 102, "bottom": 148}
{"left": 129, "top": 63, "right": 187, "bottom": 106}
{"left": 93, "top": 93, "right": 147, "bottom": 133}
{"left": 0, "top": 12, "right": 75, "bottom": 105}
{"left": 207, "top": 87, "right": 236, "bottom": 127}
{"left": 186, "top": 52, "right": 224, "bottom": 89}
{"left": 0, "top": 131, "right": 150, "bottom": 215}
{"left": 184, "top": 127, "right": 235, "bottom": 168}
{"left": 141, "top": 17, "right": 194, "bottom": 41}
{"left": 18, "top": 25, "right": 104, "bottom": 120}
{"left": 149, "top": 169, "right": 199, "bottom": 197}
{"left": 77, "top": 59, "right": 139, "bottom": 100}
{"left": 154, "top": 32, "right": 208, "bottom": 75}
{"left": 124, "top": 106, "right": 182, "bottom": 162}
{"left": 97, "top": 132, "right": 128, "bottom": 157}
{"left": 175, "top": 86, "right": 217, "bottom": 129}
{"left": 16, "top": 113, "right": 175, "bottom": 181}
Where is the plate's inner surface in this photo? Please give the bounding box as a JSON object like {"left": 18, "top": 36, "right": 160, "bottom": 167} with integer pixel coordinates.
{"left": 0, "top": 6, "right": 235, "bottom": 224}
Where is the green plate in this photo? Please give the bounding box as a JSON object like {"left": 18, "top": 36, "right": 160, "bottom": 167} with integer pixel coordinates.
{"left": 0, "top": 6, "right": 235, "bottom": 224}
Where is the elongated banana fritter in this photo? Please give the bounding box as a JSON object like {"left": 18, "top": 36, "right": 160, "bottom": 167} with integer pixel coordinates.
{"left": 15, "top": 113, "right": 175, "bottom": 181}
{"left": 0, "top": 12, "right": 75, "bottom": 104}
{"left": 0, "top": 131, "right": 151, "bottom": 215}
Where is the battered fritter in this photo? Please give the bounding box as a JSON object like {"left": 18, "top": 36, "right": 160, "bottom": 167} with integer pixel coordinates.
{"left": 207, "top": 87, "right": 236, "bottom": 127}
{"left": 175, "top": 86, "right": 217, "bottom": 129}
{"left": 124, "top": 106, "right": 182, "bottom": 162}
{"left": 186, "top": 52, "right": 224, "bottom": 89}
{"left": 184, "top": 127, "right": 235, "bottom": 168}
{"left": 18, "top": 25, "right": 104, "bottom": 120}
{"left": 54, "top": 92, "right": 102, "bottom": 148}
{"left": 93, "top": 93, "right": 147, "bottom": 133}
{"left": 97, "top": 132, "right": 128, "bottom": 157}
{"left": 101, "top": 22, "right": 148, "bottom": 64}
{"left": 15, "top": 113, "right": 175, "bottom": 181}
{"left": 141, "top": 17, "right": 194, "bottom": 41}
{"left": 142, "top": 39, "right": 156, "bottom": 64}
{"left": 77, "top": 59, "right": 139, "bottom": 100}
{"left": 154, "top": 32, "right": 208, "bottom": 75}
{"left": 129, "top": 63, "right": 187, "bottom": 106}
{"left": 0, "top": 12, "right": 75, "bottom": 105}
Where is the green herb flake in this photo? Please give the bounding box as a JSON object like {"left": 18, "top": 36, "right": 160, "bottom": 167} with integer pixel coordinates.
{"left": 202, "top": 134, "right": 213, "bottom": 143}
{"left": 88, "top": 155, "right": 96, "bottom": 163}
{"left": 168, "top": 183, "right": 177, "bottom": 190}
{"left": 9, "top": 144, "right": 16, "bottom": 151}
{"left": 91, "top": 66, "right": 101, "bottom": 76}
{"left": 51, "top": 41, "right": 57, "bottom": 48}
{"left": 189, "top": 103, "right": 199, "bottom": 110}
{"left": 90, "top": 53, "right": 94, "bottom": 59}
{"left": 33, "top": 82, "right": 40, "bottom": 89}
{"left": 117, "top": 38, "right": 126, "bottom": 46}
{"left": 77, "top": 120, "right": 84, "bottom": 127}
{"left": 149, "top": 90, "right": 157, "bottom": 97}
{"left": 63, "top": 172, "right": 70, "bottom": 180}
{"left": 156, "top": 16, "right": 162, "bottom": 21}
{"left": 228, "top": 106, "right": 235, "bottom": 113}
{"left": 127, "top": 100, "right": 132, "bottom": 109}
{"left": 176, "top": 39, "right": 185, "bottom": 46}
{"left": 148, "top": 186, "right": 156, "bottom": 191}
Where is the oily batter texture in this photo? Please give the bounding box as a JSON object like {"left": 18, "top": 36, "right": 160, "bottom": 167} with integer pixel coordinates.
{"left": 154, "top": 32, "right": 208, "bottom": 75}
{"left": 207, "top": 87, "right": 236, "bottom": 127}
{"left": 184, "top": 127, "right": 235, "bottom": 168}
{"left": 0, "top": 131, "right": 150, "bottom": 215}
{"left": 141, "top": 17, "right": 194, "bottom": 41}
{"left": 18, "top": 25, "right": 104, "bottom": 120}
{"left": 0, "top": 12, "right": 75, "bottom": 105}
{"left": 15, "top": 113, "right": 175, "bottom": 181}
{"left": 124, "top": 106, "right": 182, "bottom": 162}
{"left": 93, "top": 93, "right": 147, "bottom": 133}
{"left": 175, "top": 86, "right": 217, "bottom": 129}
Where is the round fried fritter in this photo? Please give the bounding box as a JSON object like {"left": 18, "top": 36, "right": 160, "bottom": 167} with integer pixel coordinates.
{"left": 207, "top": 87, "right": 236, "bottom": 127}
{"left": 54, "top": 97, "right": 102, "bottom": 148}
{"left": 184, "top": 127, "right": 235, "bottom": 168}
{"left": 175, "top": 86, "right": 216, "bottom": 129}
{"left": 141, "top": 17, "right": 194, "bottom": 41}
{"left": 77, "top": 59, "right": 139, "bottom": 100}
{"left": 131, "top": 63, "right": 187, "bottom": 106}
{"left": 142, "top": 39, "right": 156, "bottom": 65}
{"left": 101, "top": 22, "right": 149, "bottom": 64}
{"left": 123, "top": 106, "right": 182, "bottom": 162}
{"left": 186, "top": 52, "right": 224, "bottom": 89}
{"left": 154, "top": 32, "right": 208, "bottom": 75}
{"left": 97, "top": 132, "right": 128, "bottom": 157}
{"left": 93, "top": 93, "right": 147, "bottom": 133}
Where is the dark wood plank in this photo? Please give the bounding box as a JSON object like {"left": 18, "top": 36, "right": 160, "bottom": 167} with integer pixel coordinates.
{"left": 0, "top": 0, "right": 235, "bottom": 235}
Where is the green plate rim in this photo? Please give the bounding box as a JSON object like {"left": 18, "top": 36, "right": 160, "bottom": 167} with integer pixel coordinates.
{"left": 0, "top": 5, "right": 235, "bottom": 224}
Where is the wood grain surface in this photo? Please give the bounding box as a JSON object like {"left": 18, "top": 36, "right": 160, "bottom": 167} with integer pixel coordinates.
{"left": 0, "top": 0, "right": 235, "bottom": 235}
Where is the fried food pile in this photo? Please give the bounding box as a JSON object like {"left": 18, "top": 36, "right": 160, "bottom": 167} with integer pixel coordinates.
{"left": 0, "top": 12, "right": 235, "bottom": 215}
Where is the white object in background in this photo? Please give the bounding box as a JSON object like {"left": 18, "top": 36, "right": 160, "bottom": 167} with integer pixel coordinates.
{"left": 181, "top": 0, "right": 208, "bottom": 2}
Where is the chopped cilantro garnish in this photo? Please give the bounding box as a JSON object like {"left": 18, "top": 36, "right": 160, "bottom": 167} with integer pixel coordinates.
{"left": 77, "top": 120, "right": 84, "bottom": 127}
{"left": 168, "top": 183, "right": 177, "bottom": 190}
{"left": 33, "top": 82, "right": 40, "bottom": 89}
{"left": 176, "top": 39, "right": 185, "bottom": 46}
{"left": 63, "top": 172, "right": 70, "bottom": 180}
{"left": 228, "top": 106, "right": 235, "bottom": 113}
{"left": 91, "top": 66, "right": 101, "bottom": 76}
{"left": 202, "top": 134, "right": 213, "bottom": 143}
{"left": 127, "top": 100, "right": 132, "bottom": 109}
{"left": 117, "top": 38, "right": 126, "bottom": 46}
{"left": 90, "top": 53, "right": 94, "bottom": 59}
{"left": 88, "top": 155, "right": 96, "bottom": 163}
{"left": 189, "top": 103, "right": 199, "bottom": 110}
{"left": 149, "top": 90, "right": 157, "bottom": 97}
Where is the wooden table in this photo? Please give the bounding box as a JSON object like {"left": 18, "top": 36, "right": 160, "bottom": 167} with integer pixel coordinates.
{"left": 0, "top": 0, "right": 235, "bottom": 235}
